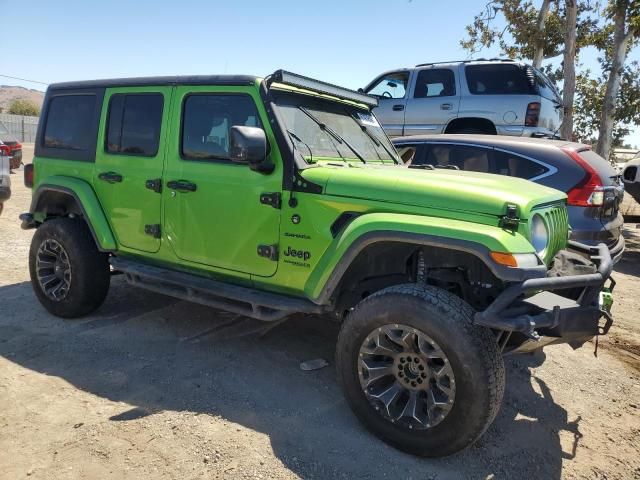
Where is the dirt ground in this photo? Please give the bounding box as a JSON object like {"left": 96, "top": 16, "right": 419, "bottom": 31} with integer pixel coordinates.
{"left": 1, "top": 146, "right": 639, "bottom": 480}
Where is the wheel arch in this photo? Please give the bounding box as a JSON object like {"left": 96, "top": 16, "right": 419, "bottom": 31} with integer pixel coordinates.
{"left": 30, "top": 177, "right": 116, "bottom": 252}
{"left": 445, "top": 117, "right": 497, "bottom": 134}
{"left": 305, "top": 213, "right": 543, "bottom": 306}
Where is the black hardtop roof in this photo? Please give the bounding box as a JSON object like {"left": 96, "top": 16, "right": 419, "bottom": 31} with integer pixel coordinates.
{"left": 48, "top": 75, "right": 259, "bottom": 91}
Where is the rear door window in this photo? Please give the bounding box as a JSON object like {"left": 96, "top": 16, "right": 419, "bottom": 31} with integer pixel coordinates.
{"left": 465, "top": 64, "right": 533, "bottom": 95}
{"left": 413, "top": 69, "right": 456, "bottom": 98}
{"left": 365, "top": 72, "right": 410, "bottom": 99}
{"left": 416, "top": 144, "right": 491, "bottom": 173}
{"left": 106, "top": 94, "right": 164, "bottom": 156}
{"left": 43, "top": 95, "right": 96, "bottom": 151}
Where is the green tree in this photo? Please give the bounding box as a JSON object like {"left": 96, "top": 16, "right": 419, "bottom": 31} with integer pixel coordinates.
{"left": 574, "top": 61, "right": 640, "bottom": 147}
{"left": 461, "top": 1, "right": 597, "bottom": 141}
{"left": 460, "top": 1, "right": 598, "bottom": 64}
{"left": 8, "top": 99, "right": 40, "bottom": 116}
{"left": 594, "top": 0, "right": 640, "bottom": 159}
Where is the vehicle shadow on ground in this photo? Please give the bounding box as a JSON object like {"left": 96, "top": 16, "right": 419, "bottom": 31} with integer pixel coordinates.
{"left": 615, "top": 226, "right": 640, "bottom": 277}
{"left": 0, "top": 278, "right": 581, "bottom": 479}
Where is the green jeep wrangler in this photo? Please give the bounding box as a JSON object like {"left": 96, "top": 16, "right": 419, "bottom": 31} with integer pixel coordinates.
{"left": 21, "top": 70, "right": 615, "bottom": 457}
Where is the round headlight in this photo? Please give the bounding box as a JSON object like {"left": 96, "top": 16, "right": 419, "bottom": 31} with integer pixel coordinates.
{"left": 530, "top": 214, "right": 549, "bottom": 256}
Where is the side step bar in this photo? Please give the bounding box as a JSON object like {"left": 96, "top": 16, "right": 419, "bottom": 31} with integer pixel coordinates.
{"left": 110, "top": 257, "right": 327, "bottom": 321}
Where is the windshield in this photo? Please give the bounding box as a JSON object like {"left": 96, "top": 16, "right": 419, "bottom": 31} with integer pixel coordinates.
{"left": 273, "top": 92, "right": 399, "bottom": 164}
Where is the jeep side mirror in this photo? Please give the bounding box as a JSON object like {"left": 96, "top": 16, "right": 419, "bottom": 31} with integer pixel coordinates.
{"left": 229, "top": 126, "right": 267, "bottom": 166}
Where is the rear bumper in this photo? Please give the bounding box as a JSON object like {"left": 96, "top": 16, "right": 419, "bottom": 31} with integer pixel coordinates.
{"left": 474, "top": 241, "right": 614, "bottom": 347}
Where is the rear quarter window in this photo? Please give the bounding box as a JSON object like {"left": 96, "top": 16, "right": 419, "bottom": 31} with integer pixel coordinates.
{"left": 44, "top": 95, "right": 96, "bottom": 151}
{"left": 465, "top": 64, "right": 533, "bottom": 95}
{"left": 492, "top": 150, "right": 549, "bottom": 179}
{"left": 36, "top": 88, "right": 105, "bottom": 162}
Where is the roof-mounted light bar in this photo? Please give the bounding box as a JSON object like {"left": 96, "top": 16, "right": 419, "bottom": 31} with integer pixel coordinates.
{"left": 269, "top": 69, "right": 378, "bottom": 108}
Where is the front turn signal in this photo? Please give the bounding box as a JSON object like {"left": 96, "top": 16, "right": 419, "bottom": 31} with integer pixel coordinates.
{"left": 490, "top": 252, "right": 518, "bottom": 267}
{"left": 491, "top": 252, "right": 540, "bottom": 268}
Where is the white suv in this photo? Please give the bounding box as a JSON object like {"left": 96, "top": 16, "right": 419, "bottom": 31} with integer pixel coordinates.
{"left": 364, "top": 59, "right": 562, "bottom": 138}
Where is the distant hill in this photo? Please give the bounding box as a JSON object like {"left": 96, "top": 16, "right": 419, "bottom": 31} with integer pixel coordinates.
{"left": 0, "top": 85, "right": 45, "bottom": 115}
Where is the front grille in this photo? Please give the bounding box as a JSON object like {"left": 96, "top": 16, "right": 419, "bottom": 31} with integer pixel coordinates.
{"left": 538, "top": 204, "right": 569, "bottom": 263}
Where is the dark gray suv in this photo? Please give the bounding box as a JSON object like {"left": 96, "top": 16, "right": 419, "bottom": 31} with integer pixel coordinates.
{"left": 393, "top": 135, "right": 625, "bottom": 262}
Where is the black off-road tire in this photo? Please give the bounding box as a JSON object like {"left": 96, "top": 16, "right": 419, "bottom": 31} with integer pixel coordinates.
{"left": 29, "top": 218, "right": 110, "bottom": 318}
{"left": 336, "top": 283, "right": 505, "bottom": 457}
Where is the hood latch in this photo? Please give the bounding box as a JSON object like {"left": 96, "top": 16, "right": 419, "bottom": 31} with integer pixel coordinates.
{"left": 500, "top": 204, "right": 520, "bottom": 231}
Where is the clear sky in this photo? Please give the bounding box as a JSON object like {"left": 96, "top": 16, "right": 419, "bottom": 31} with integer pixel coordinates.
{"left": 2, "top": 0, "right": 638, "bottom": 146}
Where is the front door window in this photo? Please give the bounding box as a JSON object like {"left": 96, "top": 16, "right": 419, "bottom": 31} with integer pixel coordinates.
{"left": 365, "top": 72, "right": 410, "bottom": 99}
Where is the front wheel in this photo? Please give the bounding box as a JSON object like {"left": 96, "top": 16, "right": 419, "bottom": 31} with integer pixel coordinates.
{"left": 29, "top": 218, "right": 110, "bottom": 318}
{"left": 336, "top": 284, "right": 505, "bottom": 457}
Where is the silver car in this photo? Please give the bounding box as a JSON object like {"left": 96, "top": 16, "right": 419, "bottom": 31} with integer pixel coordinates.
{"left": 364, "top": 59, "right": 562, "bottom": 138}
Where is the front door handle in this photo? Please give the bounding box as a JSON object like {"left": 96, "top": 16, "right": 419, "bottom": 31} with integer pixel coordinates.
{"left": 440, "top": 103, "right": 453, "bottom": 110}
{"left": 167, "top": 180, "right": 197, "bottom": 192}
{"left": 392, "top": 104, "right": 405, "bottom": 111}
{"left": 98, "top": 171, "right": 123, "bottom": 183}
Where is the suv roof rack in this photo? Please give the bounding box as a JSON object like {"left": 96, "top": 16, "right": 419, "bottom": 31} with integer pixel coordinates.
{"left": 268, "top": 69, "right": 378, "bottom": 108}
{"left": 415, "top": 58, "right": 517, "bottom": 67}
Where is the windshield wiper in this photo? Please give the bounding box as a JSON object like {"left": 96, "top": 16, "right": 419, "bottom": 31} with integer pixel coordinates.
{"left": 286, "top": 129, "right": 313, "bottom": 163}
{"left": 350, "top": 114, "right": 399, "bottom": 164}
{"left": 298, "top": 106, "right": 366, "bottom": 164}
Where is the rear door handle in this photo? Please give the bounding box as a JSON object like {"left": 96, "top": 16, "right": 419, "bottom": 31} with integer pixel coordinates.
{"left": 440, "top": 103, "right": 453, "bottom": 110}
{"left": 392, "top": 104, "right": 405, "bottom": 111}
{"left": 167, "top": 180, "right": 197, "bottom": 192}
{"left": 98, "top": 171, "right": 123, "bottom": 183}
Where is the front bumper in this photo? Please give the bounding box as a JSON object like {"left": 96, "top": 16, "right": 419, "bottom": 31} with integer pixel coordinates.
{"left": 474, "top": 241, "right": 614, "bottom": 349}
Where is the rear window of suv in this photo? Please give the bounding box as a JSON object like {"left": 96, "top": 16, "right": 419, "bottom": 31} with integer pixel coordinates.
{"left": 465, "top": 64, "right": 533, "bottom": 95}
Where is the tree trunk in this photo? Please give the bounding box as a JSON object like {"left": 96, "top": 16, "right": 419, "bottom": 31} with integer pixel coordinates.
{"left": 596, "top": 0, "right": 631, "bottom": 159}
{"left": 532, "top": 0, "right": 552, "bottom": 68}
{"left": 560, "top": 0, "right": 578, "bottom": 140}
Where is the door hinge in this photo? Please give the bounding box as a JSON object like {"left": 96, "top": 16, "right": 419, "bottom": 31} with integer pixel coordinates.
{"left": 257, "top": 244, "right": 278, "bottom": 261}
{"left": 144, "top": 224, "right": 161, "bottom": 238}
{"left": 260, "top": 192, "right": 281, "bottom": 209}
{"left": 145, "top": 178, "right": 162, "bottom": 193}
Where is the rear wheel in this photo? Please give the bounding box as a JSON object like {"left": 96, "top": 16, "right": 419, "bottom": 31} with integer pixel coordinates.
{"left": 336, "top": 284, "right": 504, "bottom": 457}
{"left": 29, "top": 218, "right": 110, "bottom": 318}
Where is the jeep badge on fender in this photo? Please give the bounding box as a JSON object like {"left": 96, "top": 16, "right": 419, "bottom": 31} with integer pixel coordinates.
{"left": 283, "top": 246, "right": 310, "bottom": 261}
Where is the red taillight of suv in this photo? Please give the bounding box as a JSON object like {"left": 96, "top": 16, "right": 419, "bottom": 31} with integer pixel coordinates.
{"left": 525, "top": 102, "right": 540, "bottom": 127}
{"left": 562, "top": 147, "right": 604, "bottom": 206}
{"left": 24, "top": 163, "right": 34, "bottom": 188}
{"left": 0, "top": 145, "right": 9, "bottom": 156}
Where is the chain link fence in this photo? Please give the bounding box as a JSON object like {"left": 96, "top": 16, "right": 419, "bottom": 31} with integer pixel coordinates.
{"left": 0, "top": 113, "right": 39, "bottom": 143}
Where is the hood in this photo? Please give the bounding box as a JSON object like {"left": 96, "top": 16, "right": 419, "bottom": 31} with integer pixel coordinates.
{"left": 301, "top": 164, "right": 565, "bottom": 218}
